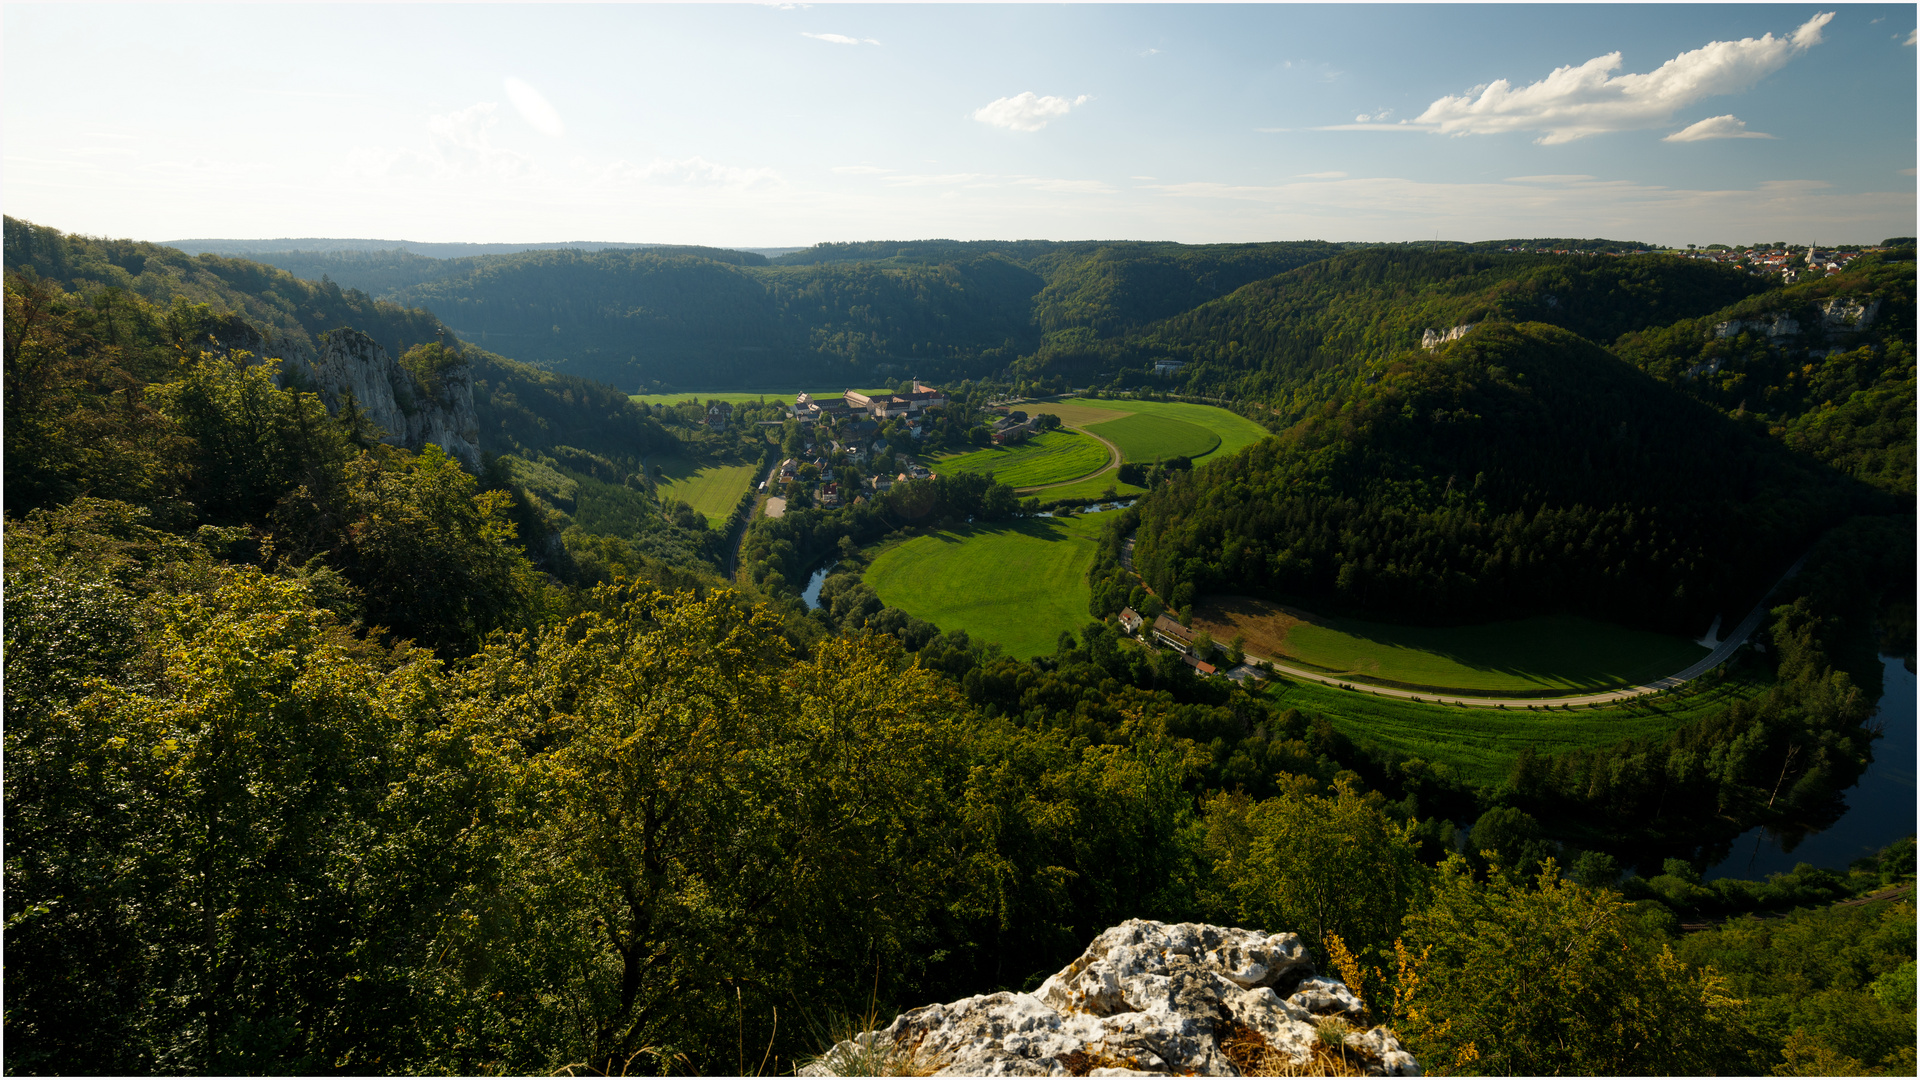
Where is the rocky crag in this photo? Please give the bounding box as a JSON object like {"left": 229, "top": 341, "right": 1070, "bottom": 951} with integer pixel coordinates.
{"left": 210, "top": 321, "right": 482, "bottom": 469}
{"left": 803, "top": 920, "right": 1420, "bottom": 1077}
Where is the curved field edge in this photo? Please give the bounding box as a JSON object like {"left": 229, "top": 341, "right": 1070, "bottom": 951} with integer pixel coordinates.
{"left": 863, "top": 516, "right": 1106, "bottom": 659}
{"left": 1086, "top": 413, "right": 1221, "bottom": 463}
{"left": 936, "top": 430, "right": 1111, "bottom": 487}
{"left": 1029, "top": 467, "right": 1149, "bottom": 501}
{"left": 1264, "top": 660, "right": 1776, "bottom": 788}
{"left": 1193, "top": 599, "right": 1710, "bottom": 694}
{"left": 1054, "top": 397, "right": 1272, "bottom": 461}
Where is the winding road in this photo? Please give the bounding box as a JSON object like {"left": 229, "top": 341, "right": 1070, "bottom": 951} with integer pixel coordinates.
{"left": 1232, "top": 553, "right": 1810, "bottom": 706}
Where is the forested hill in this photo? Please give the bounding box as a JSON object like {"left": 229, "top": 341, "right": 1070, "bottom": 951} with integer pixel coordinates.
{"left": 171, "top": 238, "right": 1356, "bottom": 392}
{"left": 2, "top": 218, "right": 677, "bottom": 470}
{"left": 1130, "top": 320, "right": 1882, "bottom": 634}
{"left": 1019, "top": 248, "right": 1769, "bottom": 417}
{"left": 1613, "top": 249, "right": 1917, "bottom": 496}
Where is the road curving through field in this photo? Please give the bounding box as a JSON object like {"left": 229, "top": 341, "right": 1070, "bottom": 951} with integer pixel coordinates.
{"left": 1229, "top": 553, "right": 1810, "bottom": 707}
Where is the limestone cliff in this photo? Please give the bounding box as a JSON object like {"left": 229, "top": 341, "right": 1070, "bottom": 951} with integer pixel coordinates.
{"left": 208, "top": 321, "right": 482, "bottom": 469}
{"left": 802, "top": 920, "right": 1420, "bottom": 1077}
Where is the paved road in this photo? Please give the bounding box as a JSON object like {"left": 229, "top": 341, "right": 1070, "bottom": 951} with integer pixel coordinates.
{"left": 1017, "top": 423, "right": 1123, "bottom": 494}
{"left": 1226, "top": 552, "right": 1812, "bottom": 707}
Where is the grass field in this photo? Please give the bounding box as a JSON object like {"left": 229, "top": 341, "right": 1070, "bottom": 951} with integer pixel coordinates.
{"left": 864, "top": 515, "right": 1107, "bottom": 659}
{"left": 1264, "top": 661, "right": 1774, "bottom": 787}
{"left": 1048, "top": 398, "right": 1271, "bottom": 463}
{"left": 1193, "top": 596, "right": 1709, "bottom": 694}
{"left": 1029, "top": 467, "right": 1149, "bottom": 502}
{"left": 1085, "top": 412, "right": 1221, "bottom": 463}
{"left": 648, "top": 454, "right": 761, "bottom": 529}
{"left": 936, "top": 430, "right": 1111, "bottom": 488}
{"left": 629, "top": 388, "right": 892, "bottom": 407}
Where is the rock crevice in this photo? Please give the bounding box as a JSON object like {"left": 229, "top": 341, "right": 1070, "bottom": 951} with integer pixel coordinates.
{"left": 803, "top": 920, "right": 1420, "bottom": 1077}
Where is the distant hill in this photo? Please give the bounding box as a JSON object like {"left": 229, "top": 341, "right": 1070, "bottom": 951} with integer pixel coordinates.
{"left": 159, "top": 237, "right": 799, "bottom": 260}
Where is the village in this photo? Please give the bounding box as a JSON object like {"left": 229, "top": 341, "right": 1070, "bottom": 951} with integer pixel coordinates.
{"left": 756, "top": 384, "right": 1064, "bottom": 513}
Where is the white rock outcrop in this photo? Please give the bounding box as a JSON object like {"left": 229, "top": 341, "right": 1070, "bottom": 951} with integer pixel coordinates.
{"left": 1712, "top": 312, "right": 1801, "bottom": 339}
{"left": 284, "top": 328, "right": 482, "bottom": 470}
{"left": 1419, "top": 324, "right": 1475, "bottom": 350}
{"left": 1815, "top": 296, "right": 1881, "bottom": 332}
{"left": 206, "top": 321, "right": 482, "bottom": 470}
{"left": 802, "top": 920, "right": 1420, "bottom": 1077}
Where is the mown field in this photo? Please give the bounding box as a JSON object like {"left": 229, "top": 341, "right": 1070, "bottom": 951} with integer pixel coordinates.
{"left": 1265, "top": 660, "right": 1776, "bottom": 787}
{"left": 648, "top": 454, "right": 761, "bottom": 529}
{"left": 629, "top": 388, "right": 892, "bottom": 407}
{"left": 1046, "top": 397, "right": 1271, "bottom": 463}
{"left": 1085, "top": 412, "right": 1220, "bottom": 463}
{"left": 1029, "top": 467, "right": 1149, "bottom": 502}
{"left": 937, "top": 430, "right": 1111, "bottom": 488}
{"left": 864, "top": 514, "right": 1109, "bottom": 659}
{"left": 1193, "top": 596, "right": 1709, "bottom": 694}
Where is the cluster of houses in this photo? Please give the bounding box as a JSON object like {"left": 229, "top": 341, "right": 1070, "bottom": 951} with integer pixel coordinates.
{"left": 1116, "top": 607, "right": 1223, "bottom": 677}
{"left": 793, "top": 384, "right": 949, "bottom": 424}
{"left": 762, "top": 432, "right": 937, "bottom": 509}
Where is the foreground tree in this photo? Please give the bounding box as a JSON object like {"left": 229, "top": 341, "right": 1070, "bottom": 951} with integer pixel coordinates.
{"left": 1391, "top": 856, "right": 1757, "bottom": 1075}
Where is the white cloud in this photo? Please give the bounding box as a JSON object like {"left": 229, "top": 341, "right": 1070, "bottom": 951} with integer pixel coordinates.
{"left": 1664, "top": 114, "right": 1776, "bottom": 142}
{"left": 971, "top": 92, "right": 1092, "bottom": 132}
{"left": 803, "top": 32, "right": 879, "bottom": 46}
{"left": 1131, "top": 175, "right": 1156, "bottom": 180}
{"left": 1906, "top": 29, "right": 1917, "bottom": 46}
{"left": 832, "top": 164, "right": 891, "bottom": 175}
{"left": 1411, "top": 11, "right": 1832, "bottom": 144}
{"left": 1295, "top": 171, "right": 1348, "bottom": 179}
{"left": 1504, "top": 174, "right": 1598, "bottom": 183}
{"left": 1354, "top": 109, "right": 1393, "bottom": 123}
{"left": 504, "top": 77, "right": 565, "bottom": 139}
{"left": 1141, "top": 48, "right": 1161, "bottom": 57}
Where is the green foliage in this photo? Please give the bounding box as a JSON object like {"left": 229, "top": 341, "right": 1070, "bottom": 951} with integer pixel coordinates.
{"left": 1132, "top": 321, "right": 1873, "bottom": 634}
{"left": 1677, "top": 895, "right": 1916, "bottom": 1075}
{"left": 273, "top": 444, "right": 541, "bottom": 655}
{"left": 1392, "top": 858, "right": 1757, "bottom": 1075}
{"left": 1613, "top": 253, "right": 1917, "bottom": 495}
{"left": 1199, "top": 779, "right": 1427, "bottom": 1006}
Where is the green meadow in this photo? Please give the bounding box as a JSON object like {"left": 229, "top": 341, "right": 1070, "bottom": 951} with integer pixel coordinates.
{"left": 1263, "top": 661, "right": 1775, "bottom": 787}
{"left": 1029, "top": 467, "right": 1149, "bottom": 502}
{"left": 1194, "top": 599, "right": 1709, "bottom": 694}
{"left": 1056, "top": 397, "right": 1271, "bottom": 462}
{"left": 648, "top": 454, "right": 761, "bottom": 528}
{"left": 864, "top": 514, "right": 1109, "bottom": 659}
{"left": 936, "top": 430, "right": 1110, "bottom": 488}
{"left": 1085, "top": 412, "right": 1220, "bottom": 463}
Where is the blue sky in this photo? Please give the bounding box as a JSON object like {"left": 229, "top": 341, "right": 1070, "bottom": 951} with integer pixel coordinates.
{"left": 4, "top": 3, "right": 1913, "bottom": 247}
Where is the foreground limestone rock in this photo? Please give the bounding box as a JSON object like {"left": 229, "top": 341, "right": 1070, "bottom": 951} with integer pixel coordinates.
{"left": 803, "top": 920, "right": 1419, "bottom": 1077}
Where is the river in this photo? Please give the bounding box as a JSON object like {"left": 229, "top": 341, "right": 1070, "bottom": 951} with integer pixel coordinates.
{"left": 801, "top": 560, "right": 838, "bottom": 610}
{"left": 1705, "top": 655, "right": 1917, "bottom": 880}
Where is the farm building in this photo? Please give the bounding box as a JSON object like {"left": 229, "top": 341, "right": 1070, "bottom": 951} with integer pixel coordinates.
{"left": 1118, "top": 607, "right": 1145, "bottom": 635}
{"left": 1151, "top": 615, "right": 1195, "bottom": 653}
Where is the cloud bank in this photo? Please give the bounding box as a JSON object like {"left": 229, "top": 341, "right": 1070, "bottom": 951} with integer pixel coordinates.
{"left": 972, "top": 92, "right": 1092, "bottom": 132}
{"left": 1409, "top": 11, "right": 1831, "bottom": 143}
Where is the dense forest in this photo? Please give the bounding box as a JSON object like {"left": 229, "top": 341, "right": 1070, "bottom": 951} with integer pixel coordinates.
{"left": 1127, "top": 320, "right": 1885, "bottom": 633}
{"left": 4, "top": 224, "right": 1913, "bottom": 1076}
{"left": 182, "top": 237, "right": 1354, "bottom": 392}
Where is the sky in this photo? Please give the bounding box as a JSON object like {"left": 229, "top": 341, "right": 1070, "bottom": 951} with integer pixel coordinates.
{"left": 4, "top": 3, "right": 1914, "bottom": 248}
